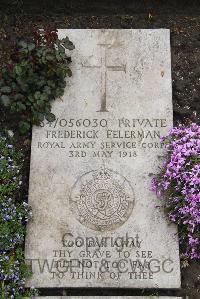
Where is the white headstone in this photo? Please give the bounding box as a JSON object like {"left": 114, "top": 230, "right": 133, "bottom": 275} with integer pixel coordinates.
{"left": 26, "top": 29, "right": 180, "bottom": 289}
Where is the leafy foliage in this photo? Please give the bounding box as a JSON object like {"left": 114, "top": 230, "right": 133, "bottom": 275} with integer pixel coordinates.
{"left": 0, "top": 28, "right": 74, "bottom": 133}
{"left": 0, "top": 133, "right": 38, "bottom": 298}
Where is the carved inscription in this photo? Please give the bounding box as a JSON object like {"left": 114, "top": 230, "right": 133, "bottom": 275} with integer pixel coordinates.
{"left": 82, "top": 43, "right": 126, "bottom": 112}
{"left": 70, "top": 167, "right": 134, "bottom": 231}
{"left": 38, "top": 118, "right": 167, "bottom": 159}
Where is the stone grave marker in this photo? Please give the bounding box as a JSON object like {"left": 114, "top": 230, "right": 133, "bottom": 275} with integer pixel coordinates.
{"left": 25, "top": 29, "right": 181, "bottom": 289}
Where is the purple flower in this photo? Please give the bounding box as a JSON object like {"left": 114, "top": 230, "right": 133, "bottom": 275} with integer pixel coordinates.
{"left": 151, "top": 124, "right": 200, "bottom": 260}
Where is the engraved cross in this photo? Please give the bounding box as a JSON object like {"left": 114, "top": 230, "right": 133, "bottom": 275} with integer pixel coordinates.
{"left": 82, "top": 43, "right": 126, "bottom": 112}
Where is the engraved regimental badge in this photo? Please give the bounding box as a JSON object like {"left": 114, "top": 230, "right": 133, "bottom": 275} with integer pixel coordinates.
{"left": 70, "top": 167, "right": 134, "bottom": 231}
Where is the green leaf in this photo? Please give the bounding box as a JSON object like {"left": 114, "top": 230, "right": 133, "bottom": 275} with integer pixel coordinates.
{"left": 61, "top": 37, "right": 75, "bottom": 51}
{"left": 19, "top": 121, "right": 31, "bottom": 134}
{"left": 28, "top": 43, "right": 35, "bottom": 51}
{"left": 17, "top": 102, "right": 26, "bottom": 111}
{"left": 18, "top": 40, "right": 27, "bottom": 48}
{"left": 40, "top": 94, "right": 47, "bottom": 101}
{"left": 34, "top": 91, "right": 41, "bottom": 100}
{"left": 46, "top": 54, "right": 54, "bottom": 61}
{"left": 66, "top": 68, "right": 72, "bottom": 77}
{"left": 15, "top": 65, "right": 22, "bottom": 75}
{"left": 43, "top": 85, "right": 51, "bottom": 95}
{"left": 45, "top": 112, "right": 56, "bottom": 122}
{"left": 36, "top": 112, "right": 44, "bottom": 122}
{"left": 55, "top": 88, "right": 64, "bottom": 97}
{"left": 0, "top": 86, "right": 11, "bottom": 93}
{"left": 58, "top": 45, "right": 65, "bottom": 54}
{"left": 28, "top": 95, "right": 35, "bottom": 103}
{"left": 0, "top": 35, "right": 74, "bottom": 136}
{"left": 1, "top": 95, "right": 10, "bottom": 107}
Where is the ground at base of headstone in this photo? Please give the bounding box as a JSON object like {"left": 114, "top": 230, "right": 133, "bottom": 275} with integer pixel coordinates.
{"left": 33, "top": 296, "right": 183, "bottom": 299}
{"left": 27, "top": 282, "right": 200, "bottom": 298}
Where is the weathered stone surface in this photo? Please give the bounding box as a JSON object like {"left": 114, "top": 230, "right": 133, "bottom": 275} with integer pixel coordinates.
{"left": 25, "top": 29, "right": 180, "bottom": 288}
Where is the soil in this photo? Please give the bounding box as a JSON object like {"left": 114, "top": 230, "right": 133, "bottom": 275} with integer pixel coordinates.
{"left": 0, "top": 1, "right": 199, "bottom": 298}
